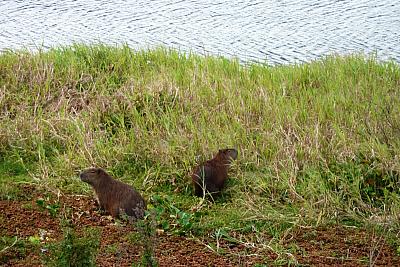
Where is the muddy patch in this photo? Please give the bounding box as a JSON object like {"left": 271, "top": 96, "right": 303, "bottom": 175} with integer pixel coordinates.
{"left": 0, "top": 185, "right": 399, "bottom": 266}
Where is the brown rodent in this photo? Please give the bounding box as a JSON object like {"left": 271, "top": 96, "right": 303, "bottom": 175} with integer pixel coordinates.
{"left": 80, "top": 168, "right": 146, "bottom": 220}
{"left": 191, "top": 148, "right": 238, "bottom": 198}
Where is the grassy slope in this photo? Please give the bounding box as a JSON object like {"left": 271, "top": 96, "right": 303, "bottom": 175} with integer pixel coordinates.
{"left": 1, "top": 44, "right": 399, "bottom": 257}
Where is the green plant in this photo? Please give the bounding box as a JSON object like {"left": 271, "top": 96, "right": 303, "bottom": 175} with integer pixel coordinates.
{"left": 43, "top": 227, "right": 100, "bottom": 267}
{"left": 0, "top": 236, "right": 38, "bottom": 264}
{"left": 150, "top": 195, "right": 200, "bottom": 235}
{"left": 105, "top": 244, "right": 119, "bottom": 255}
{"left": 36, "top": 197, "right": 60, "bottom": 217}
{"left": 131, "top": 212, "right": 158, "bottom": 267}
{"left": 1, "top": 44, "right": 400, "bottom": 264}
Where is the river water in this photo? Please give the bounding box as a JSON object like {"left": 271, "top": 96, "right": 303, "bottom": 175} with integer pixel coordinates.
{"left": 1, "top": 0, "right": 399, "bottom": 64}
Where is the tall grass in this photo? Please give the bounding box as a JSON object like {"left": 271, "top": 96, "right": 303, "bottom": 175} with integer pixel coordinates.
{"left": 0, "top": 44, "right": 399, "bottom": 236}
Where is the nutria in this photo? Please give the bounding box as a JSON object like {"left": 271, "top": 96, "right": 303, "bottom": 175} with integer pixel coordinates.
{"left": 191, "top": 148, "right": 238, "bottom": 198}
{"left": 80, "top": 168, "right": 146, "bottom": 220}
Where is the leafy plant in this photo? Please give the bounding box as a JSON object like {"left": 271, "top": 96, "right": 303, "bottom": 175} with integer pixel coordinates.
{"left": 150, "top": 195, "right": 200, "bottom": 235}
{"left": 36, "top": 197, "right": 60, "bottom": 217}
{"left": 43, "top": 227, "right": 100, "bottom": 267}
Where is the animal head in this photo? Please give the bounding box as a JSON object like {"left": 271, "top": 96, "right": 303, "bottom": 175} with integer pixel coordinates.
{"left": 218, "top": 148, "right": 238, "bottom": 162}
{"left": 79, "top": 167, "right": 107, "bottom": 186}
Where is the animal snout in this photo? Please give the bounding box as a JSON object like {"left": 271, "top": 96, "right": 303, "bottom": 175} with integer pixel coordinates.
{"left": 78, "top": 170, "right": 85, "bottom": 180}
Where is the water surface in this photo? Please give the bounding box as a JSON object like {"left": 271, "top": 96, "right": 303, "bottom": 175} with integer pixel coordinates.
{"left": 1, "top": 0, "right": 399, "bottom": 64}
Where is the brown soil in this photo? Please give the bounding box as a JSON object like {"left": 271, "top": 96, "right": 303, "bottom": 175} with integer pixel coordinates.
{"left": 0, "top": 185, "right": 399, "bottom": 266}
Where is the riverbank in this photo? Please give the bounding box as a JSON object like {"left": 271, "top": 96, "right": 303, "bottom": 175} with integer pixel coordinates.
{"left": 1, "top": 44, "right": 399, "bottom": 265}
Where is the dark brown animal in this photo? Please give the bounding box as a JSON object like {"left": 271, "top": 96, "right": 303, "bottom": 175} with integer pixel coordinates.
{"left": 191, "top": 148, "right": 238, "bottom": 198}
{"left": 80, "top": 168, "right": 146, "bottom": 220}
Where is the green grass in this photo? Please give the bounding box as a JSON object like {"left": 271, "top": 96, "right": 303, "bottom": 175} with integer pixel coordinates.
{"left": 0, "top": 157, "right": 33, "bottom": 200}
{"left": 42, "top": 227, "right": 100, "bottom": 267}
{"left": 1, "top": 44, "right": 399, "bottom": 250}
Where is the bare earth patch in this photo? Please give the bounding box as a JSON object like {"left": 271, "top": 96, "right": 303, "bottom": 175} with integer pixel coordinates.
{"left": 1, "top": 186, "right": 399, "bottom": 266}
{"left": 290, "top": 226, "right": 399, "bottom": 266}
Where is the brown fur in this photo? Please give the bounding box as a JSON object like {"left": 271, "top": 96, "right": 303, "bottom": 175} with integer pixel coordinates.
{"left": 80, "top": 168, "right": 146, "bottom": 220}
{"left": 191, "top": 148, "right": 238, "bottom": 198}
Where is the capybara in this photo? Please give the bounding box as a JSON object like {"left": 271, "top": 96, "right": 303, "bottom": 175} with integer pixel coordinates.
{"left": 191, "top": 148, "right": 238, "bottom": 198}
{"left": 80, "top": 168, "right": 146, "bottom": 220}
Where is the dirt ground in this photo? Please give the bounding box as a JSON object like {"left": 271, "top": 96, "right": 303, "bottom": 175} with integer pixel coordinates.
{"left": 0, "top": 185, "right": 399, "bottom": 266}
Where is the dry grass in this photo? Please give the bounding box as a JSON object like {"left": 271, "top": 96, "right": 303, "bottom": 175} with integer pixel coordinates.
{"left": 1, "top": 44, "right": 400, "bottom": 263}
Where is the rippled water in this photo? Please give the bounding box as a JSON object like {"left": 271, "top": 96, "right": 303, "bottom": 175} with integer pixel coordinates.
{"left": 1, "top": 0, "right": 399, "bottom": 64}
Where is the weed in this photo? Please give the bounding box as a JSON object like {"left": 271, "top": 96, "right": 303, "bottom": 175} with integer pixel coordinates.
{"left": 43, "top": 227, "right": 100, "bottom": 267}
{"left": 150, "top": 194, "right": 200, "bottom": 235}
{"left": 131, "top": 212, "right": 158, "bottom": 267}
{"left": 36, "top": 197, "right": 60, "bottom": 217}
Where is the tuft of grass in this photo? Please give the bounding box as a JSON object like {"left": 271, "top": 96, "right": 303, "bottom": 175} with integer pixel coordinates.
{"left": 0, "top": 157, "right": 33, "bottom": 200}
{"left": 42, "top": 227, "right": 100, "bottom": 267}
{"left": 1, "top": 44, "right": 400, "bottom": 261}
